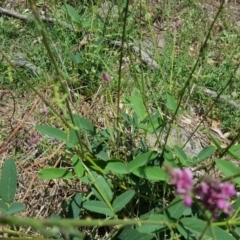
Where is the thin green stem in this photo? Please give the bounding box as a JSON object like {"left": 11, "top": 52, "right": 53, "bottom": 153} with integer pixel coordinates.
{"left": 199, "top": 223, "right": 210, "bottom": 240}
{"left": 0, "top": 216, "right": 168, "bottom": 229}
{"left": 29, "top": 1, "right": 86, "bottom": 159}
{"left": 116, "top": 0, "right": 130, "bottom": 156}
{"left": 169, "top": 31, "right": 176, "bottom": 92}
{"left": 182, "top": 58, "right": 240, "bottom": 151}
{"left": 160, "top": 0, "right": 226, "bottom": 159}
{"left": 81, "top": 161, "right": 115, "bottom": 217}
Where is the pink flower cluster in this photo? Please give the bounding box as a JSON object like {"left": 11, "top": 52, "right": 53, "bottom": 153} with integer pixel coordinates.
{"left": 170, "top": 168, "right": 236, "bottom": 218}
{"left": 102, "top": 73, "right": 110, "bottom": 83}
{"left": 170, "top": 168, "right": 193, "bottom": 207}
{"left": 195, "top": 179, "right": 236, "bottom": 218}
{"left": 29, "top": 135, "right": 40, "bottom": 146}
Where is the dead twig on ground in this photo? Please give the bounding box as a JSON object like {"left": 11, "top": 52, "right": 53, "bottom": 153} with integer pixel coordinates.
{"left": 0, "top": 97, "right": 41, "bottom": 155}
{"left": 0, "top": 90, "right": 16, "bottom": 120}
{"left": 24, "top": 142, "right": 65, "bottom": 172}
{"left": 199, "top": 87, "right": 240, "bottom": 110}
{"left": 0, "top": 7, "right": 74, "bottom": 31}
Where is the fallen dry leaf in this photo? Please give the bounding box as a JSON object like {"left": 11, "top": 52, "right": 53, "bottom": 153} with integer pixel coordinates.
{"left": 210, "top": 127, "right": 225, "bottom": 139}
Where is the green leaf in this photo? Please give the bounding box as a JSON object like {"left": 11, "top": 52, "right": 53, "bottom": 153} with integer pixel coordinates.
{"left": 36, "top": 125, "right": 67, "bottom": 142}
{"left": 183, "top": 208, "right": 192, "bottom": 216}
{"left": 235, "top": 226, "right": 240, "bottom": 238}
{"left": 177, "top": 223, "right": 196, "bottom": 240}
{"left": 67, "top": 128, "right": 79, "bottom": 148}
{"left": 113, "top": 190, "right": 135, "bottom": 213}
{"left": 197, "top": 146, "right": 215, "bottom": 162}
{"left": 137, "top": 214, "right": 167, "bottom": 233}
{"left": 91, "top": 187, "right": 104, "bottom": 202}
{"left": 228, "top": 144, "right": 240, "bottom": 152}
{"left": 49, "top": 214, "right": 62, "bottom": 219}
{"left": 95, "top": 149, "right": 109, "bottom": 161}
{"left": 179, "top": 218, "right": 235, "bottom": 240}
{"left": 69, "top": 193, "right": 82, "bottom": 219}
{"left": 234, "top": 195, "right": 240, "bottom": 209}
{"left": 228, "top": 149, "right": 240, "bottom": 159}
{"left": 117, "top": 226, "right": 156, "bottom": 240}
{"left": 72, "top": 114, "right": 95, "bottom": 135}
{"left": 145, "top": 117, "right": 162, "bottom": 134}
{"left": 166, "top": 196, "right": 186, "bottom": 220}
{"left": 166, "top": 93, "right": 178, "bottom": 112}
{"left": 0, "top": 202, "right": 25, "bottom": 216}
{"left": 138, "top": 117, "right": 162, "bottom": 133}
{"left": 83, "top": 200, "right": 113, "bottom": 216}
{"left": 216, "top": 159, "right": 240, "bottom": 184}
{"left": 129, "top": 91, "right": 147, "bottom": 122}
{"left": 69, "top": 52, "right": 83, "bottom": 64}
{"left": 209, "top": 133, "right": 222, "bottom": 151}
{"left": 0, "top": 158, "right": 17, "bottom": 203}
{"left": 7, "top": 202, "right": 26, "bottom": 215}
{"left": 174, "top": 146, "right": 187, "bottom": 164}
{"left": 128, "top": 151, "right": 158, "bottom": 173}
{"left": 132, "top": 166, "right": 167, "bottom": 181}
{"left": 72, "top": 155, "right": 84, "bottom": 179}
{"left": 163, "top": 145, "right": 175, "bottom": 166}
{"left": 228, "top": 144, "right": 240, "bottom": 159}
{"left": 91, "top": 171, "right": 113, "bottom": 202}
{"left": 39, "top": 168, "right": 73, "bottom": 180}
{"left": 105, "top": 161, "right": 128, "bottom": 174}
{"left": 136, "top": 123, "right": 147, "bottom": 132}
{"left": 0, "top": 200, "right": 9, "bottom": 215}
{"left": 63, "top": 4, "right": 80, "bottom": 22}
{"left": 81, "top": 20, "right": 91, "bottom": 29}
{"left": 117, "top": 226, "right": 155, "bottom": 240}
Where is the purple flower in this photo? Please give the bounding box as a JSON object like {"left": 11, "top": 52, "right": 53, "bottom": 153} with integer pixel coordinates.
{"left": 169, "top": 168, "right": 236, "bottom": 218}
{"left": 29, "top": 135, "right": 40, "bottom": 146}
{"left": 222, "top": 183, "right": 236, "bottom": 196}
{"left": 41, "top": 106, "right": 48, "bottom": 114}
{"left": 170, "top": 168, "right": 193, "bottom": 192}
{"left": 184, "top": 194, "right": 192, "bottom": 207}
{"left": 170, "top": 168, "right": 193, "bottom": 206}
{"left": 194, "top": 178, "right": 236, "bottom": 218}
{"left": 102, "top": 73, "right": 110, "bottom": 83}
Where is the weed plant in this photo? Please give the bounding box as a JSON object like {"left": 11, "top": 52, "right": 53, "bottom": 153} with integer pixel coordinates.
{"left": 1, "top": 0, "right": 240, "bottom": 239}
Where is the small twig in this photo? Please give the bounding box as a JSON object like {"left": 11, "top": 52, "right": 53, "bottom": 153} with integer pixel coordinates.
{"left": 184, "top": 66, "right": 203, "bottom": 108}
{"left": 22, "top": 151, "right": 63, "bottom": 203}
{"left": 22, "top": 147, "right": 62, "bottom": 202}
{"left": 0, "top": 90, "right": 15, "bottom": 119}
{"left": 24, "top": 142, "right": 65, "bottom": 171}
{"left": 0, "top": 7, "right": 74, "bottom": 31}
{"left": 110, "top": 40, "right": 159, "bottom": 70}
{"left": 199, "top": 87, "right": 240, "bottom": 110}
{"left": 21, "top": 175, "right": 37, "bottom": 203}
{"left": 1, "top": 53, "right": 42, "bottom": 76}
{"left": 12, "top": 54, "right": 42, "bottom": 76}
{"left": 0, "top": 97, "right": 41, "bottom": 154}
